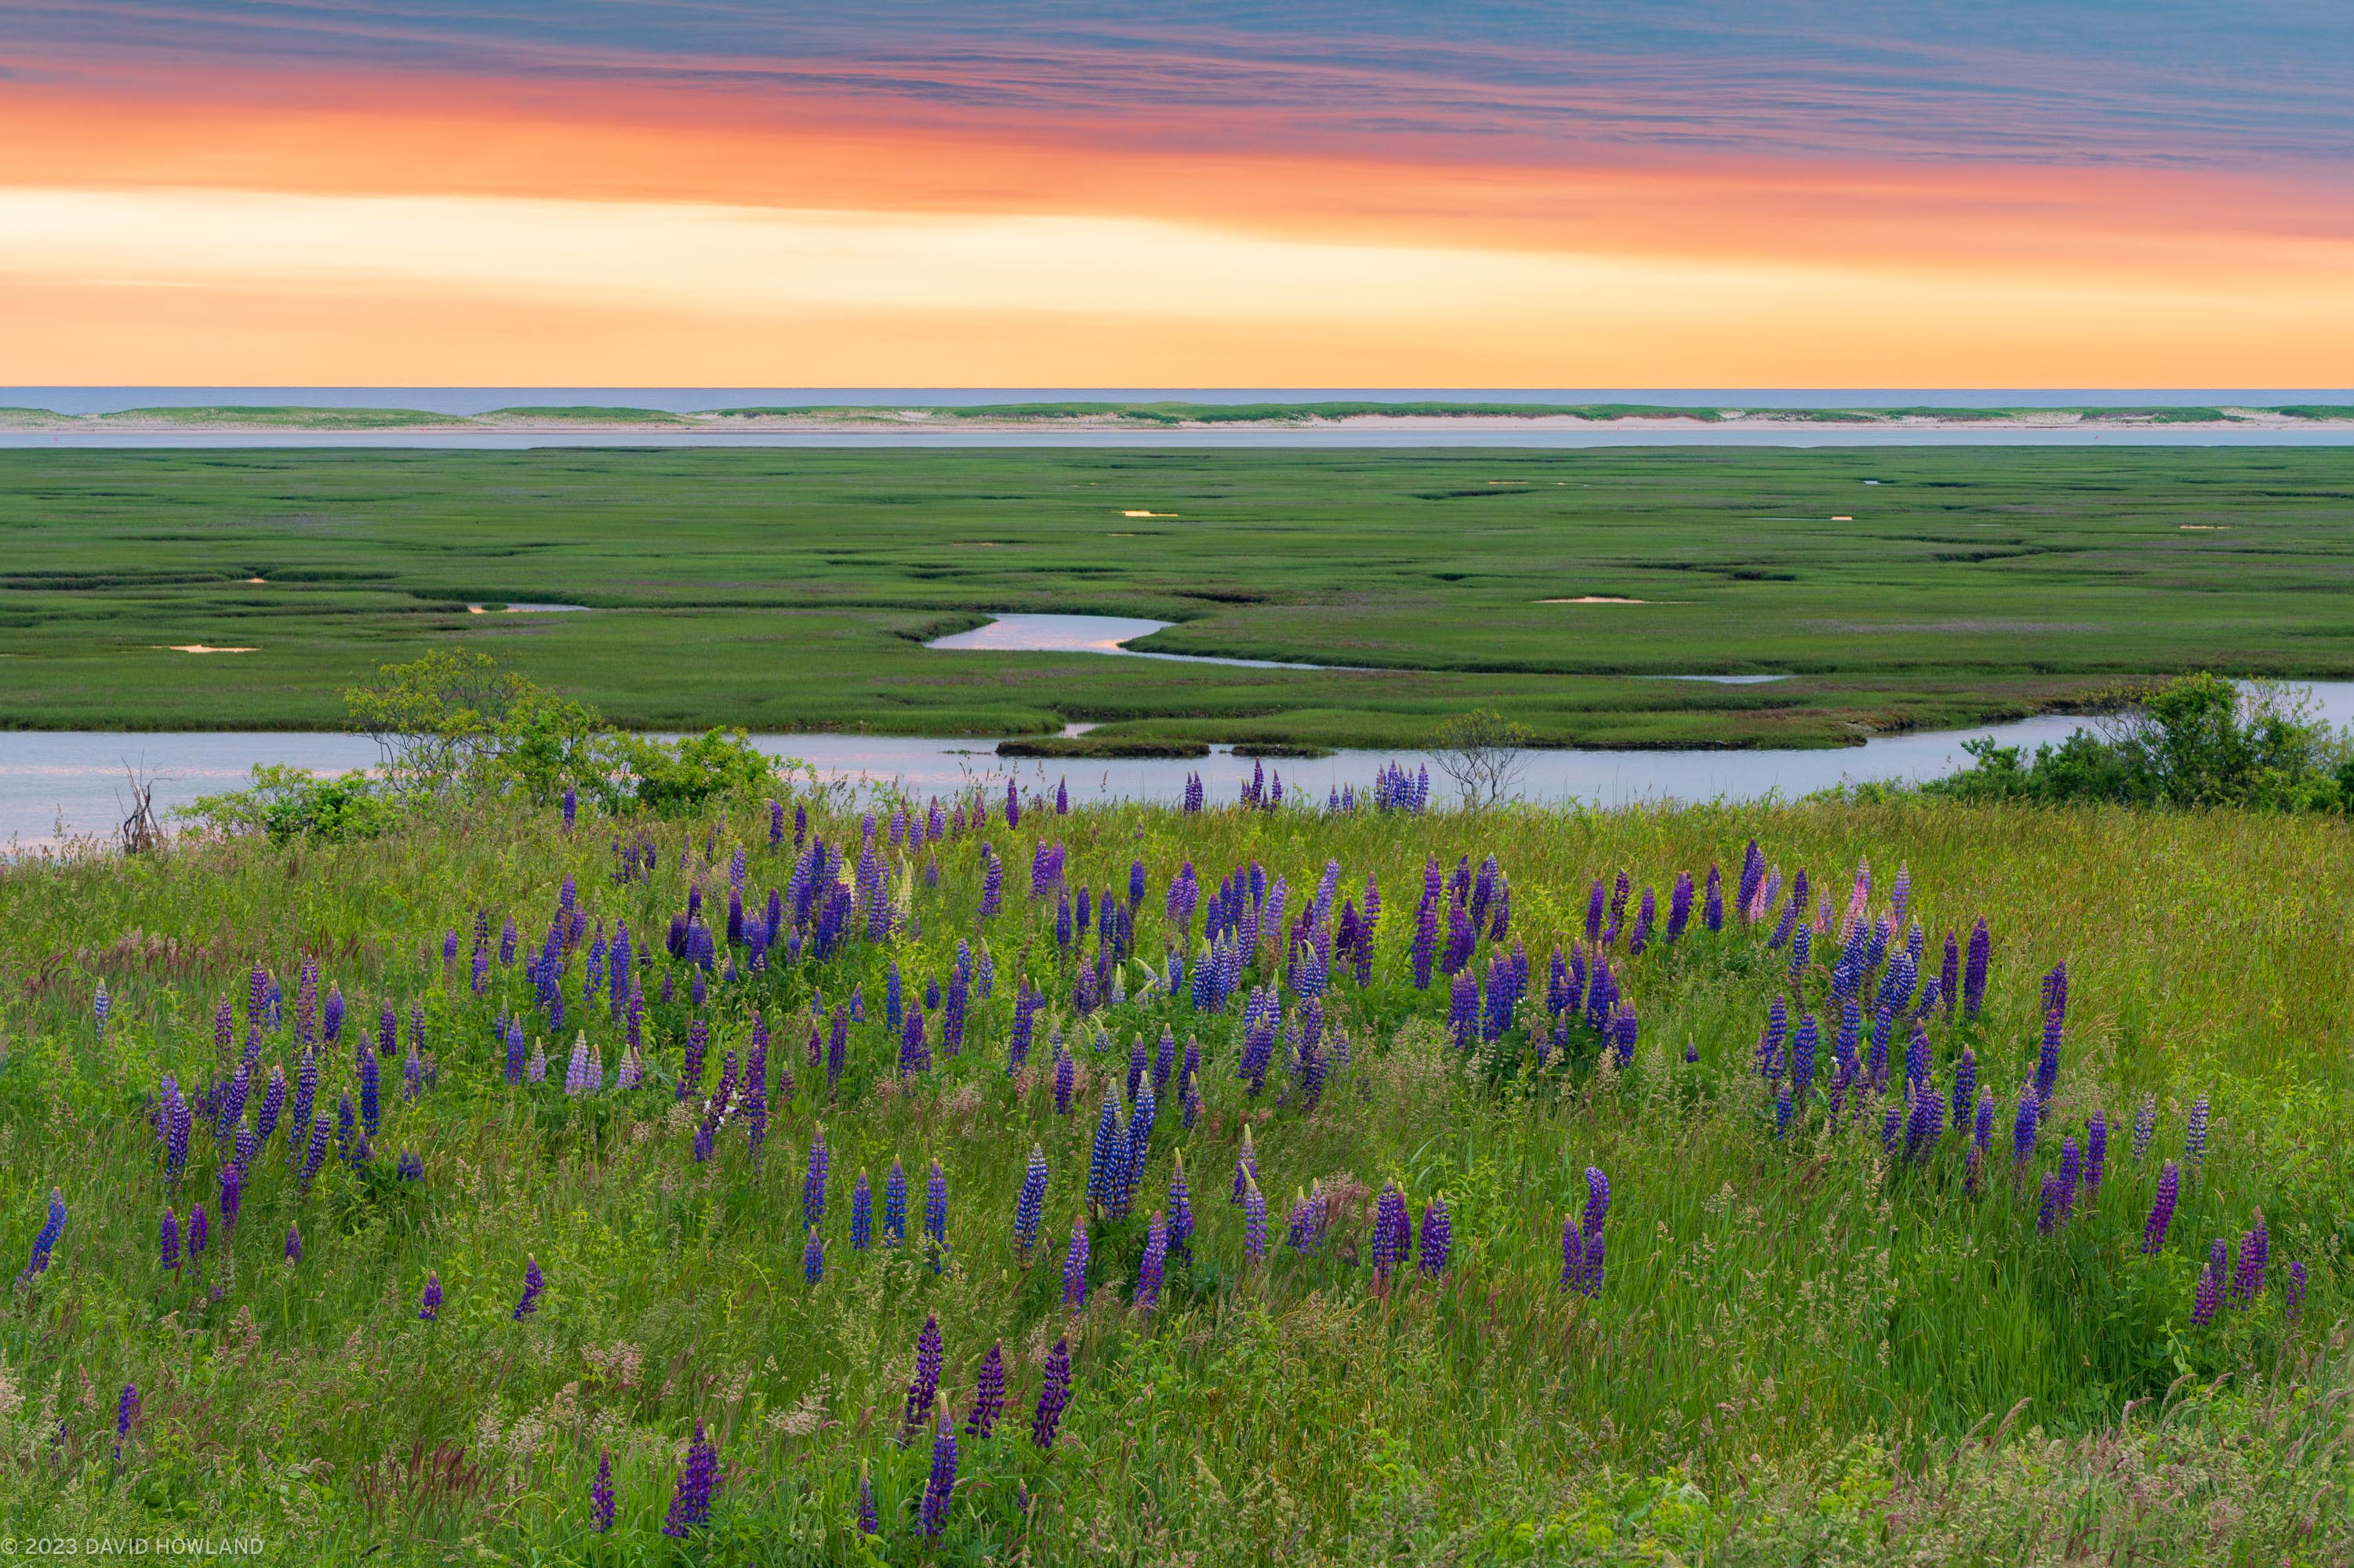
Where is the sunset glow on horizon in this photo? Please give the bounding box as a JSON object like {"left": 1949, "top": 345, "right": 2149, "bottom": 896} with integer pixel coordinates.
{"left": 4, "top": 3, "right": 2351, "bottom": 387}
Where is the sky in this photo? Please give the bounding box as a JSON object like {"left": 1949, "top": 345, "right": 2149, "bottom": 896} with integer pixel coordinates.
{"left": 2, "top": 2, "right": 2351, "bottom": 388}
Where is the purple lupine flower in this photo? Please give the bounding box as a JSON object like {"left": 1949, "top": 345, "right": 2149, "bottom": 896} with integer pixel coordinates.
{"left": 2133, "top": 1094, "right": 2156, "bottom": 1161}
{"left": 2186, "top": 1095, "right": 2210, "bottom": 1169}
{"left": 218, "top": 1164, "right": 242, "bottom": 1232}
{"left": 358, "top": 1047, "right": 381, "bottom": 1138}
{"left": 1014, "top": 1145, "right": 1048, "bottom": 1260}
{"left": 299, "top": 1115, "right": 329, "bottom": 1191}
{"left": 1775, "top": 1084, "right": 1793, "bottom": 1139}
{"left": 1242, "top": 1178, "right": 1267, "bottom": 1265}
{"left": 1948, "top": 1047, "right": 1977, "bottom": 1134}
{"left": 2084, "top": 1112, "right": 2108, "bottom": 1199}
{"left": 2231, "top": 1214, "right": 2268, "bottom": 1305}
{"left": 285, "top": 1221, "right": 302, "bottom": 1264}
{"left": 903, "top": 1313, "right": 944, "bottom": 1434}
{"left": 1962, "top": 919, "right": 1990, "bottom": 1016}
{"left": 660, "top": 1421, "right": 717, "bottom": 1537}
{"left": 513, "top": 1255, "right": 544, "bottom": 1319}
{"left": 2036, "top": 1174, "right": 2064, "bottom": 1234}
{"left": 944, "top": 1341, "right": 999, "bottom": 1450}
{"left": 857, "top": 1463, "right": 881, "bottom": 1536}
{"left": 2192, "top": 1244, "right": 2225, "bottom": 1326}
{"left": 187, "top": 1203, "right": 207, "bottom": 1261}
{"left": 1417, "top": 1196, "right": 1451, "bottom": 1278}
{"left": 1136, "top": 1211, "right": 1168, "bottom": 1312}
{"left": 94, "top": 980, "right": 111, "bottom": 1039}
{"left": 803, "top": 1226, "right": 824, "bottom": 1285}
{"left": 1559, "top": 1214, "right": 1586, "bottom": 1292}
{"left": 925, "top": 1160, "right": 949, "bottom": 1268}
{"left": 883, "top": 1161, "right": 908, "bottom": 1247}
{"left": 1166, "top": 1150, "right": 1194, "bottom": 1265}
{"left": 419, "top": 1272, "right": 441, "bottom": 1320}
{"left": 160, "top": 1207, "right": 181, "bottom": 1272}
{"left": 590, "top": 1445, "right": 613, "bottom": 1533}
{"left": 1582, "top": 1167, "right": 1611, "bottom": 1239}
{"left": 20, "top": 1188, "right": 66, "bottom": 1280}
{"left": 1062, "top": 1211, "right": 1091, "bottom": 1311}
{"left": 803, "top": 1127, "right": 829, "bottom": 1232}
{"left": 113, "top": 1381, "right": 139, "bottom": 1463}
{"left": 2011, "top": 1080, "right": 2039, "bottom": 1165}
{"left": 851, "top": 1171, "right": 874, "bottom": 1251}
{"left": 159, "top": 1076, "right": 191, "bottom": 1181}
{"left": 1032, "top": 1337, "right": 1072, "bottom": 1450}
{"left": 1284, "top": 1187, "right": 1326, "bottom": 1257}
{"left": 2142, "top": 1160, "right": 2180, "bottom": 1253}
{"left": 1371, "top": 1184, "right": 1412, "bottom": 1281}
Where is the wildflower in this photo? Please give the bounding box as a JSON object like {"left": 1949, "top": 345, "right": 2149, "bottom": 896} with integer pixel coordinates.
{"left": 857, "top": 1462, "right": 881, "bottom": 1536}
{"left": 1032, "top": 1336, "right": 1072, "bottom": 1450}
{"left": 514, "top": 1255, "right": 545, "bottom": 1319}
{"left": 660, "top": 1421, "right": 717, "bottom": 1537}
{"left": 1136, "top": 1213, "right": 1168, "bottom": 1312}
{"left": 419, "top": 1272, "right": 441, "bottom": 1320}
{"left": 1167, "top": 1151, "right": 1194, "bottom": 1266}
{"left": 2191, "top": 1243, "right": 2225, "bottom": 1327}
{"left": 925, "top": 1160, "right": 949, "bottom": 1268}
{"left": 967, "top": 1341, "right": 1006, "bottom": 1439}
{"left": 590, "top": 1446, "right": 613, "bottom": 1533}
{"left": 884, "top": 1161, "right": 908, "bottom": 1247}
{"left": 1418, "top": 1196, "right": 1451, "bottom": 1278}
{"left": 113, "top": 1381, "right": 139, "bottom": 1463}
{"left": 2231, "top": 1213, "right": 2268, "bottom": 1305}
{"left": 2142, "top": 1161, "right": 2179, "bottom": 1254}
{"left": 160, "top": 1207, "right": 181, "bottom": 1272}
{"left": 903, "top": 1314, "right": 944, "bottom": 1434}
{"left": 2036, "top": 1174, "right": 2064, "bottom": 1234}
{"left": 1242, "top": 1177, "right": 1267, "bottom": 1265}
{"left": 2133, "top": 1094, "right": 2156, "bottom": 1160}
{"left": 285, "top": 1221, "right": 303, "bottom": 1264}
{"left": 21, "top": 1189, "right": 65, "bottom": 1279}
{"left": 1371, "top": 1184, "right": 1412, "bottom": 1281}
{"left": 2084, "top": 1112, "right": 2107, "bottom": 1199}
{"left": 850, "top": 1171, "right": 874, "bottom": 1251}
{"left": 218, "top": 1165, "right": 242, "bottom": 1232}
{"left": 2186, "top": 1095, "right": 2209, "bottom": 1169}
{"left": 187, "top": 1204, "right": 208, "bottom": 1261}
{"left": 1560, "top": 1214, "right": 1586, "bottom": 1293}
{"left": 1063, "top": 1212, "right": 1091, "bottom": 1311}
{"left": 803, "top": 1127, "right": 829, "bottom": 1232}
{"left": 1014, "top": 1146, "right": 1048, "bottom": 1260}
{"left": 2011, "top": 1080, "right": 2039, "bottom": 1165}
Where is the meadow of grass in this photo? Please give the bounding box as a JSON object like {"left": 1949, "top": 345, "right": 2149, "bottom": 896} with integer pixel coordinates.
{"left": 4, "top": 447, "right": 2354, "bottom": 746}
{"left": 1, "top": 784, "right": 2348, "bottom": 1564}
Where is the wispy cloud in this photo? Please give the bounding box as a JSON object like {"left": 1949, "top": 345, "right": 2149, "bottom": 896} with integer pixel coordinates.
{"left": 6, "top": 2, "right": 2349, "bottom": 166}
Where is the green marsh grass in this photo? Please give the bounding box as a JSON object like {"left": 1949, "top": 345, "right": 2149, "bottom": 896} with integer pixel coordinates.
{"left": 0, "top": 797, "right": 2349, "bottom": 1563}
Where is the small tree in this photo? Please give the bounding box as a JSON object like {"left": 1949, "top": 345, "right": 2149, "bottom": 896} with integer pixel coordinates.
{"left": 343, "top": 649, "right": 603, "bottom": 800}
{"left": 1429, "top": 709, "right": 1536, "bottom": 811}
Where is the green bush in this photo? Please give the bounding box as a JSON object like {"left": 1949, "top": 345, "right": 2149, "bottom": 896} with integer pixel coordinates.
{"left": 1931, "top": 673, "right": 2350, "bottom": 811}
{"left": 180, "top": 764, "right": 395, "bottom": 844}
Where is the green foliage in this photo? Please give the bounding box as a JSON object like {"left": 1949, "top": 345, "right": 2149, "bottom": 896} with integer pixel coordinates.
{"left": 344, "top": 648, "right": 606, "bottom": 800}
{"left": 601, "top": 728, "right": 777, "bottom": 818}
{"left": 179, "top": 763, "right": 394, "bottom": 844}
{"left": 1932, "top": 674, "right": 2351, "bottom": 810}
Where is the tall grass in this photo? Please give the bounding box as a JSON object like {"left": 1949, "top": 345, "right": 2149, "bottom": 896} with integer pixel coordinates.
{"left": 0, "top": 796, "right": 2347, "bottom": 1563}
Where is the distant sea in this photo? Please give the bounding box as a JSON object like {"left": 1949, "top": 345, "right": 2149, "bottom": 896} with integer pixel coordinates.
{"left": 9, "top": 389, "right": 2353, "bottom": 448}
{"left": 10, "top": 387, "right": 2352, "bottom": 414}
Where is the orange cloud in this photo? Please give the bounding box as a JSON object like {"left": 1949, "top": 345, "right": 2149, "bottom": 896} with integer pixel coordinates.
{"left": 2, "top": 72, "right": 2349, "bottom": 385}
